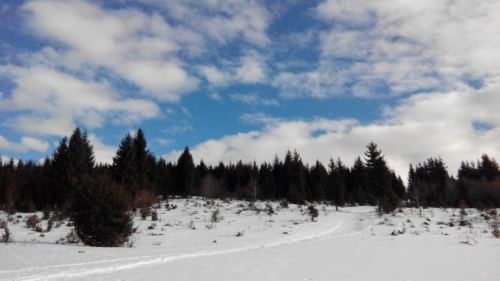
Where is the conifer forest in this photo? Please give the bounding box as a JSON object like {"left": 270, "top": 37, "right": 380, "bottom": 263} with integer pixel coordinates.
{"left": 2, "top": 127, "right": 499, "bottom": 216}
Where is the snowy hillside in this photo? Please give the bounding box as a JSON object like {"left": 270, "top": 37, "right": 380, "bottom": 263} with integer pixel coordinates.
{"left": 1, "top": 198, "right": 499, "bottom": 281}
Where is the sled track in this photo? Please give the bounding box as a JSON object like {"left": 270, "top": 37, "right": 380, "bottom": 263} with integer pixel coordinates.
{"left": 5, "top": 213, "right": 371, "bottom": 281}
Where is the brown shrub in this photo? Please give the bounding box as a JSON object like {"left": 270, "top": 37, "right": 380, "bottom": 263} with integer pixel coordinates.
{"left": 25, "top": 215, "right": 40, "bottom": 230}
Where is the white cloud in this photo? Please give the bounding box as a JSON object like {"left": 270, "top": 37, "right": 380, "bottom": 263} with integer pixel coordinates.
{"left": 239, "top": 112, "right": 284, "bottom": 126}
{"left": 200, "top": 51, "right": 268, "bottom": 86}
{"left": 165, "top": 82, "right": 500, "bottom": 178}
{"left": 230, "top": 93, "right": 279, "bottom": 106}
{"left": 235, "top": 52, "right": 267, "bottom": 83}
{"left": 156, "top": 138, "right": 173, "bottom": 145}
{"left": 23, "top": 0, "right": 199, "bottom": 101}
{"left": 87, "top": 134, "right": 116, "bottom": 164}
{"left": 209, "top": 92, "right": 223, "bottom": 102}
{"left": 199, "top": 66, "right": 231, "bottom": 87}
{"left": 275, "top": 0, "right": 500, "bottom": 98}
{"left": 0, "top": 65, "right": 161, "bottom": 136}
{"left": 141, "top": 0, "right": 272, "bottom": 47}
{"left": 0, "top": 135, "right": 49, "bottom": 153}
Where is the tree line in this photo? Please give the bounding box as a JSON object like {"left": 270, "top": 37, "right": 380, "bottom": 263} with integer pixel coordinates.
{"left": 1, "top": 127, "right": 499, "bottom": 215}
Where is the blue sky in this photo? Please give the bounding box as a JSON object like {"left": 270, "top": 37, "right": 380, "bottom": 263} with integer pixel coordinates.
{"left": 1, "top": 0, "right": 500, "bottom": 177}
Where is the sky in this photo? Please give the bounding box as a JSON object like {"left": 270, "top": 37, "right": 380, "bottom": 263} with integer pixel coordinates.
{"left": 1, "top": 0, "right": 500, "bottom": 178}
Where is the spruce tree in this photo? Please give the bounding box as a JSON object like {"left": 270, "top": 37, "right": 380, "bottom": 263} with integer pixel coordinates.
{"left": 67, "top": 128, "right": 95, "bottom": 181}
{"left": 309, "top": 160, "right": 327, "bottom": 202}
{"left": 112, "top": 133, "right": 138, "bottom": 198}
{"left": 328, "top": 158, "right": 346, "bottom": 210}
{"left": 175, "top": 147, "right": 195, "bottom": 197}
{"left": 259, "top": 162, "right": 276, "bottom": 200}
{"left": 272, "top": 155, "right": 284, "bottom": 199}
{"left": 70, "top": 173, "right": 133, "bottom": 247}
{"left": 133, "top": 129, "right": 153, "bottom": 191}
{"left": 50, "top": 137, "right": 70, "bottom": 207}
{"left": 349, "top": 156, "right": 368, "bottom": 205}
{"left": 364, "top": 142, "right": 399, "bottom": 212}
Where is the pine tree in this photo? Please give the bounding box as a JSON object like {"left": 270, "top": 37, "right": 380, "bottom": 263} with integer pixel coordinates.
{"left": 259, "top": 162, "right": 276, "bottom": 200}
{"left": 133, "top": 129, "right": 154, "bottom": 191}
{"left": 309, "top": 160, "right": 327, "bottom": 202}
{"left": 272, "top": 155, "right": 284, "bottom": 199}
{"left": 350, "top": 156, "right": 368, "bottom": 205}
{"left": 67, "top": 128, "right": 95, "bottom": 181}
{"left": 70, "top": 173, "right": 133, "bottom": 247}
{"left": 328, "top": 158, "right": 346, "bottom": 210}
{"left": 112, "top": 133, "right": 138, "bottom": 198}
{"left": 479, "top": 154, "right": 500, "bottom": 181}
{"left": 364, "top": 142, "right": 399, "bottom": 212}
{"left": 50, "top": 137, "right": 70, "bottom": 207}
{"left": 175, "top": 147, "right": 195, "bottom": 197}
{"left": 156, "top": 158, "right": 173, "bottom": 198}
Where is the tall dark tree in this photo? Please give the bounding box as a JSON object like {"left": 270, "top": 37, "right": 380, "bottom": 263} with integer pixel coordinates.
{"left": 349, "top": 157, "right": 368, "bottom": 205}
{"left": 309, "top": 160, "right": 327, "bottom": 202}
{"left": 157, "top": 158, "right": 173, "bottom": 198}
{"left": 48, "top": 128, "right": 96, "bottom": 209}
{"left": 112, "top": 133, "right": 138, "bottom": 198}
{"left": 50, "top": 137, "right": 70, "bottom": 207}
{"left": 479, "top": 154, "right": 500, "bottom": 181}
{"left": 364, "top": 142, "right": 399, "bottom": 212}
{"left": 133, "top": 129, "right": 154, "bottom": 191}
{"left": 272, "top": 155, "right": 284, "bottom": 199}
{"left": 67, "top": 128, "right": 95, "bottom": 181}
{"left": 328, "top": 158, "right": 347, "bottom": 210}
{"left": 175, "top": 147, "right": 195, "bottom": 197}
{"left": 259, "top": 162, "right": 276, "bottom": 200}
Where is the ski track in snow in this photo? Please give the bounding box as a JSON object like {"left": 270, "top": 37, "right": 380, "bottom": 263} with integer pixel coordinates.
{"left": 4, "top": 213, "right": 371, "bottom": 281}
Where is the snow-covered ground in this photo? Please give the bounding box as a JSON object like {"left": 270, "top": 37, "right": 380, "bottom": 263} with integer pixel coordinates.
{"left": 1, "top": 198, "right": 499, "bottom": 281}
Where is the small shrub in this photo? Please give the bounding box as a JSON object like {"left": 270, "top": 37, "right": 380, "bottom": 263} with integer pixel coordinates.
{"left": 151, "top": 209, "right": 158, "bottom": 221}
{"left": 265, "top": 203, "right": 275, "bottom": 217}
{"left": 211, "top": 208, "right": 222, "bottom": 223}
{"left": 307, "top": 205, "right": 319, "bottom": 222}
{"left": 25, "top": 215, "right": 40, "bottom": 230}
{"left": 488, "top": 209, "right": 499, "bottom": 238}
{"left": 1, "top": 228, "right": 15, "bottom": 244}
{"left": 0, "top": 219, "right": 7, "bottom": 229}
{"left": 42, "top": 208, "right": 51, "bottom": 220}
{"left": 187, "top": 220, "right": 196, "bottom": 230}
{"left": 34, "top": 223, "right": 44, "bottom": 233}
{"left": 280, "top": 200, "right": 289, "bottom": 209}
{"left": 140, "top": 207, "right": 150, "bottom": 220}
{"left": 66, "top": 229, "right": 80, "bottom": 244}
{"left": 46, "top": 219, "right": 54, "bottom": 232}
{"left": 235, "top": 230, "right": 245, "bottom": 237}
{"left": 459, "top": 200, "right": 468, "bottom": 226}
{"left": 148, "top": 223, "right": 157, "bottom": 230}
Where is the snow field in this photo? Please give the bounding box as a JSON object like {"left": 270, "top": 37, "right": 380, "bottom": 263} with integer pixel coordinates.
{"left": 1, "top": 199, "right": 499, "bottom": 281}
